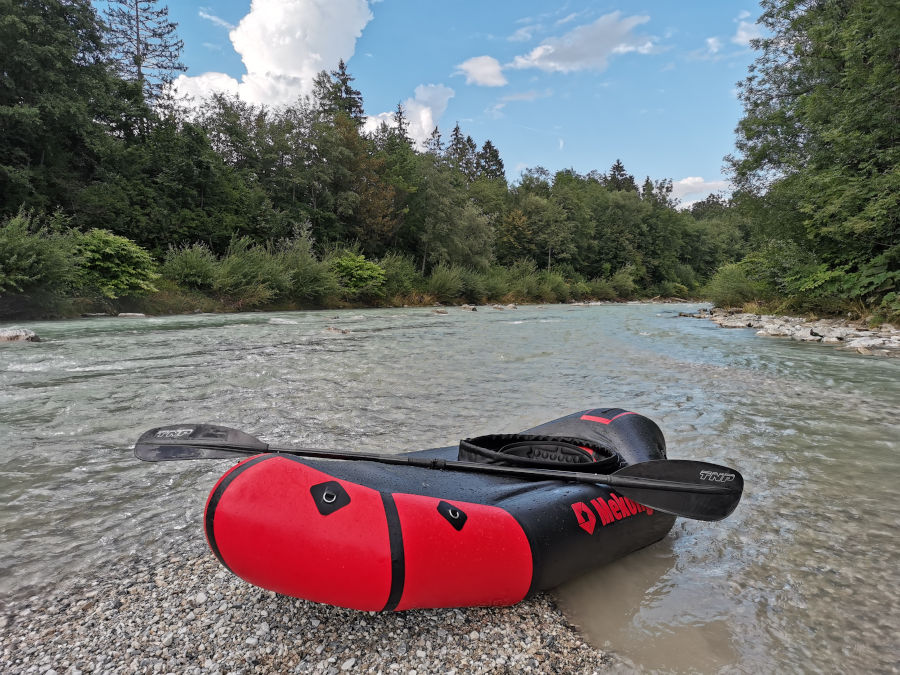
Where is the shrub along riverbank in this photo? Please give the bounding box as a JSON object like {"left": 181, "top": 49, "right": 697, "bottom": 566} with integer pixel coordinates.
{"left": 2, "top": 209, "right": 896, "bottom": 325}
{"left": 0, "top": 210, "right": 652, "bottom": 320}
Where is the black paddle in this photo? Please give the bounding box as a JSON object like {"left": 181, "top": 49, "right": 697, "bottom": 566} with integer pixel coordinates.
{"left": 134, "top": 423, "right": 743, "bottom": 521}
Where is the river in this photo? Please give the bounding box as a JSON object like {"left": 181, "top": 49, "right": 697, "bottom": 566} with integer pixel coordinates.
{"left": 1, "top": 303, "right": 897, "bottom": 672}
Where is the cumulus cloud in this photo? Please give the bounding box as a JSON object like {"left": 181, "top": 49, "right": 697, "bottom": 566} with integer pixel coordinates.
{"left": 671, "top": 176, "right": 731, "bottom": 205}
{"left": 706, "top": 37, "right": 722, "bottom": 54}
{"left": 172, "top": 70, "right": 239, "bottom": 101}
{"left": 509, "top": 12, "right": 654, "bottom": 73}
{"left": 455, "top": 56, "right": 508, "bottom": 87}
{"left": 363, "top": 84, "right": 455, "bottom": 149}
{"left": 173, "top": 0, "right": 373, "bottom": 106}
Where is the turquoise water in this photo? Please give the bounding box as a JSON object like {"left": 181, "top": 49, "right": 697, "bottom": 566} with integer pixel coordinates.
{"left": 1, "top": 304, "right": 898, "bottom": 671}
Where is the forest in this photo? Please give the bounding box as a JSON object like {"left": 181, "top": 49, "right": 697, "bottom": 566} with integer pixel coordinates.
{"left": 0, "top": 0, "right": 896, "bottom": 321}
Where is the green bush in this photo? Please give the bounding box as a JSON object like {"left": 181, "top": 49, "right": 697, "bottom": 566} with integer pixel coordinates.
{"left": 610, "top": 266, "right": 637, "bottom": 299}
{"left": 278, "top": 237, "right": 339, "bottom": 305}
{"left": 0, "top": 210, "right": 78, "bottom": 295}
{"left": 536, "top": 271, "right": 569, "bottom": 303}
{"left": 506, "top": 259, "right": 540, "bottom": 300}
{"left": 379, "top": 252, "right": 423, "bottom": 299}
{"left": 330, "top": 252, "right": 386, "bottom": 301}
{"left": 480, "top": 268, "right": 511, "bottom": 302}
{"left": 214, "top": 237, "right": 289, "bottom": 308}
{"left": 741, "top": 239, "right": 817, "bottom": 297}
{"left": 570, "top": 280, "right": 591, "bottom": 300}
{"left": 458, "top": 268, "right": 489, "bottom": 304}
{"left": 75, "top": 229, "right": 158, "bottom": 298}
{"left": 161, "top": 243, "right": 217, "bottom": 290}
{"left": 588, "top": 278, "right": 616, "bottom": 301}
{"left": 702, "top": 263, "right": 767, "bottom": 307}
{"left": 672, "top": 263, "right": 699, "bottom": 290}
{"left": 657, "top": 281, "right": 690, "bottom": 298}
{"left": 427, "top": 264, "right": 464, "bottom": 303}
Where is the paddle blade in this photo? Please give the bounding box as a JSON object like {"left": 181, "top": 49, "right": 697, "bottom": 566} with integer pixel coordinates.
{"left": 134, "top": 424, "right": 268, "bottom": 462}
{"left": 613, "top": 459, "right": 744, "bottom": 522}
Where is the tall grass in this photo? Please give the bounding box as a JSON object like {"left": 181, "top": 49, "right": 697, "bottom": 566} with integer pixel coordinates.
{"left": 701, "top": 263, "right": 767, "bottom": 308}
{"left": 2, "top": 211, "right": 683, "bottom": 318}
{"left": 380, "top": 252, "right": 424, "bottom": 300}
{"left": 278, "top": 237, "right": 339, "bottom": 305}
{"left": 213, "top": 237, "right": 289, "bottom": 309}
{"left": 427, "top": 264, "right": 464, "bottom": 303}
{"left": 161, "top": 243, "right": 217, "bottom": 290}
{"left": 0, "top": 210, "right": 78, "bottom": 295}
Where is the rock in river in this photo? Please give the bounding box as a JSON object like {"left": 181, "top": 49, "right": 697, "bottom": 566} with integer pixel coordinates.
{"left": 0, "top": 328, "right": 40, "bottom": 342}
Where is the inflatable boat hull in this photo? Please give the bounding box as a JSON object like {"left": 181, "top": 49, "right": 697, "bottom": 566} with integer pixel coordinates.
{"left": 204, "top": 408, "right": 676, "bottom": 610}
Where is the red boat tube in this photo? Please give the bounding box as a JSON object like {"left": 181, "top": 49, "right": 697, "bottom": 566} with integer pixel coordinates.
{"left": 204, "top": 408, "right": 676, "bottom": 610}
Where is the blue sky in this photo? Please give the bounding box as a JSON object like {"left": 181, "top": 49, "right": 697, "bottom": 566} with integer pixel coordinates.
{"left": 159, "top": 0, "right": 763, "bottom": 206}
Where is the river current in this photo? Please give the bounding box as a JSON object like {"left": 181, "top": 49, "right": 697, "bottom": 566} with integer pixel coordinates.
{"left": 1, "top": 304, "right": 897, "bottom": 672}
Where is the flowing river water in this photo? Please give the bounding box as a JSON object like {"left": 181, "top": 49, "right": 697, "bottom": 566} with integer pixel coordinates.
{"left": 1, "top": 303, "right": 898, "bottom": 672}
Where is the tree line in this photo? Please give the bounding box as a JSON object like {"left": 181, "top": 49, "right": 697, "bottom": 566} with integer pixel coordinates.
{"left": 1, "top": 0, "right": 895, "bottom": 321}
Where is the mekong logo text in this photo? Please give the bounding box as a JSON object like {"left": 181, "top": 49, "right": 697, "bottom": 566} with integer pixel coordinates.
{"left": 571, "top": 492, "right": 653, "bottom": 535}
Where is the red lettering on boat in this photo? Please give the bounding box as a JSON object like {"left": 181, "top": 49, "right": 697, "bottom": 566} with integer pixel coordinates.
{"left": 571, "top": 502, "right": 597, "bottom": 534}
{"left": 572, "top": 492, "right": 654, "bottom": 533}
{"left": 590, "top": 497, "right": 615, "bottom": 526}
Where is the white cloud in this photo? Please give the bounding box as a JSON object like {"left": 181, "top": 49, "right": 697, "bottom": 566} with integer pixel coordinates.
{"left": 732, "top": 12, "right": 762, "bottom": 45}
{"left": 198, "top": 9, "right": 235, "bottom": 31}
{"left": 509, "top": 12, "right": 654, "bottom": 73}
{"left": 509, "top": 25, "right": 538, "bottom": 42}
{"left": 455, "top": 56, "right": 508, "bottom": 87}
{"left": 486, "top": 89, "right": 550, "bottom": 118}
{"left": 172, "top": 70, "right": 240, "bottom": 101}
{"left": 173, "top": 0, "right": 373, "bottom": 106}
{"left": 706, "top": 37, "right": 722, "bottom": 54}
{"left": 672, "top": 176, "right": 731, "bottom": 205}
{"left": 363, "top": 84, "right": 455, "bottom": 149}
{"left": 558, "top": 138, "right": 564, "bottom": 150}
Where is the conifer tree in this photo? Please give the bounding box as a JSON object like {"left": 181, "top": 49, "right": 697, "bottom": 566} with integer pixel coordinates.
{"left": 446, "top": 123, "right": 467, "bottom": 168}
{"left": 332, "top": 59, "right": 364, "bottom": 123}
{"left": 462, "top": 135, "right": 478, "bottom": 182}
{"left": 391, "top": 102, "right": 413, "bottom": 147}
{"left": 606, "top": 159, "right": 637, "bottom": 192}
{"left": 476, "top": 140, "right": 505, "bottom": 180}
{"left": 103, "top": 0, "right": 185, "bottom": 101}
{"left": 424, "top": 126, "right": 443, "bottom": 156}
{"left": 641, "top": 176, "right": 654, "bottom": 201}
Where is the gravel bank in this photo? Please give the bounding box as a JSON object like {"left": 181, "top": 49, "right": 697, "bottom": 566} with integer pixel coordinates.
{"left": 684, "top": 307, "right": 900, "bottom": 356}
{"left": 1, "top": 544, "right": 615, "bottom": 674}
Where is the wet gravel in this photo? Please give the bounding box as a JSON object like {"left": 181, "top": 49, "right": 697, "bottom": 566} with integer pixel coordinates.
{"left": 1, "top": 543, "right": 616, "bottom": 674}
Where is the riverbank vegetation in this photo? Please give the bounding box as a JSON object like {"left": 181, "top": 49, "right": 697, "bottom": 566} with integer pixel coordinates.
{"left": 0, "top": 1, "right": 896, "bottom": 322}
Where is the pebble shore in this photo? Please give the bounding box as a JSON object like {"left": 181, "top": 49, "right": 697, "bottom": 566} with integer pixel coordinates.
{"left": 1, "top": 544, "right": 615, "bottom": 674}
{"left": 685, "top": 307, "right": 900, "bottom": 356}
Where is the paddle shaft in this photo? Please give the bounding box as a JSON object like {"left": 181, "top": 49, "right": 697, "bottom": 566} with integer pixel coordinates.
{"left": 136, "top": 438, "right": 736, "bottom": 495}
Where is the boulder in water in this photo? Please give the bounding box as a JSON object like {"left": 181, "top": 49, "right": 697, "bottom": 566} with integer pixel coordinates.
{"left": 0, "top": 328, "right": 40, "bottom": 342}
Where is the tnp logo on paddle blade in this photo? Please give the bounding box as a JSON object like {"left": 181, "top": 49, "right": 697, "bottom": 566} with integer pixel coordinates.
{"left": 571, "top": 502, "right": 596, "bottom": 535}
